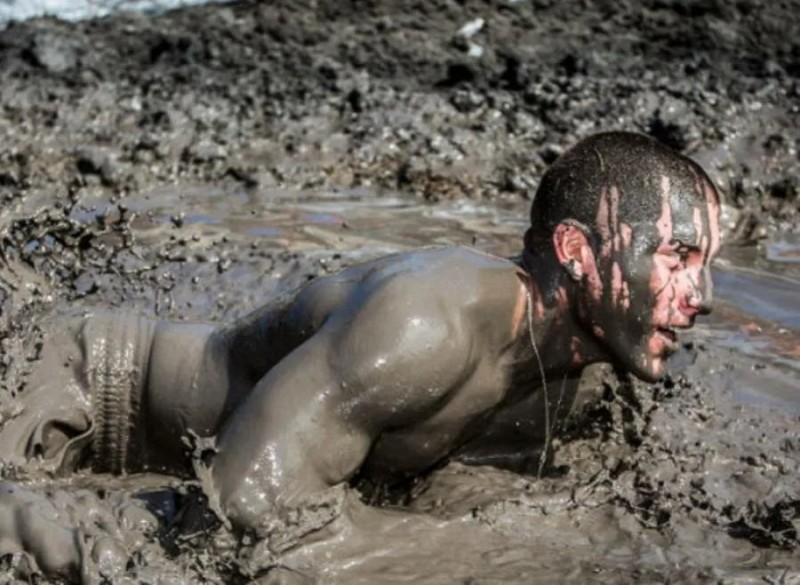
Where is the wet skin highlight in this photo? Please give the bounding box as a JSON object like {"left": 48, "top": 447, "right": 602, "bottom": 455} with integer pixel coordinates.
{"left": 0, "top": 132, "right": 722, "bottom": 579}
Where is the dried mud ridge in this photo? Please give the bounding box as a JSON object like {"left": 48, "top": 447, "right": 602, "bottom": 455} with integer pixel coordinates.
{"left": 0, "top": 0, "right": 798, "bottom": 582}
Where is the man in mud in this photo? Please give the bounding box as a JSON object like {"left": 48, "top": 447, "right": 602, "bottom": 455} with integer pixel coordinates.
{"left": 0, "top": 132, "right": 721, "bottom": 580}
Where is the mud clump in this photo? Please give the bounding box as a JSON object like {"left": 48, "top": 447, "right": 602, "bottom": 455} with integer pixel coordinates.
{"left": 0, "top": 0, "right": 799, "bottom": 583}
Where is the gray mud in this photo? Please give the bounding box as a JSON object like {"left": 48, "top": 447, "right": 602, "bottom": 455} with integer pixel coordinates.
{"left": 0, "top": 1, "right": 799, "bottom": 583}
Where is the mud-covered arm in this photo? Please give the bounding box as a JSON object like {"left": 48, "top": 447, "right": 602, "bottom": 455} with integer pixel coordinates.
{"left": 208, "top": 294, "right": 472, "bottom": 537}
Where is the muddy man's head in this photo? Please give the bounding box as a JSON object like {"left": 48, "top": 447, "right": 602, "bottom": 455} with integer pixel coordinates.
{"left": 528, "top": 132, "right": 722, "bottom": 382}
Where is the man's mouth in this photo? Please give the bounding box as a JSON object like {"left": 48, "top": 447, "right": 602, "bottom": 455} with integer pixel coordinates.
{"left": 655, "top": 327, "right": 679, "bottom": 352}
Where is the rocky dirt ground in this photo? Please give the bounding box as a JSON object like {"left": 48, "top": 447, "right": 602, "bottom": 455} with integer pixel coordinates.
{"left": 0, "top": 0, "right": 798, "bottom": 583}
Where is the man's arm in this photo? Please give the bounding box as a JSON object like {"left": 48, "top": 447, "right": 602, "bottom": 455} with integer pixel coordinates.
{"left": 210, "top": 328, "right": 370, "bottom": 530}
{"left": 209, "top": 286, "right": 472, "bottom": 534}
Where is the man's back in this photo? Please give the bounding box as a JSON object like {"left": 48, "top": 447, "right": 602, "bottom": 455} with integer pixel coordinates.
{"left": 223, "top": 246, "right": 526, "bottom": 396}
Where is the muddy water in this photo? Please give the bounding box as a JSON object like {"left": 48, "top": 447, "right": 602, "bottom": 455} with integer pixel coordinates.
{"left": 8, "top": 185, "right": 799, "bottom": 583}
{"left": 703, "top": 243, "right": 798, "bottom": 415}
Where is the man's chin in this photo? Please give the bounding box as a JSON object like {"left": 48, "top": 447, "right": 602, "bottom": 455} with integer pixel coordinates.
{"left": 633, "top": 364, "right": 663, "bottom": 383}
{"left": 606, "top": 337, "right": 670, "bottom": 382}
{"left": 622, "top": 353, "right": 667, "bottom": 383}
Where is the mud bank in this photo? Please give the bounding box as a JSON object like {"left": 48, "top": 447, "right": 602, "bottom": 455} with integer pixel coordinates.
{"left": 0, "top": 0, "right": 799, "bottom": 583}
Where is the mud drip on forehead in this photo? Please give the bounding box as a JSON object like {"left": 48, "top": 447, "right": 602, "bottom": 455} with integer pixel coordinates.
{"left": 656, "top": 176, "right": 673, "bottom": 243}
{"left": 597, "top": 185, "right": 633, "bottom": 311}
{"left": 661, "top": 171, "right": 721, "bottom": 294}
{"left": 659, "top": 168, "right": 721, "bottom": 254}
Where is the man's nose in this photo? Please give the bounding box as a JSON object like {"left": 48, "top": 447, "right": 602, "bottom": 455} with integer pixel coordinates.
{"left": 694, "top": 294, "right": 713, "bottom": 316}
{"left": 688, "top": 268, "right": 713, "bottom": 315}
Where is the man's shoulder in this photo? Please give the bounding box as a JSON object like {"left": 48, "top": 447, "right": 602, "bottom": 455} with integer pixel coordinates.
{"left": 323, "top": 247, "right": 524, "bottom": 381}
{"left": 354, "top": 246, "right": 523, "bottom": 316}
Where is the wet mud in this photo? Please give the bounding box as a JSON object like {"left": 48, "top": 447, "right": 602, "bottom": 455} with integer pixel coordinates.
{"left": 0, "top": 0, "right": 799, "bottom": 583}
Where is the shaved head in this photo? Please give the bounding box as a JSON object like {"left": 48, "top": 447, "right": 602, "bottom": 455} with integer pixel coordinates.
{"left": 527, "top": 131, "right": 719, "bottom": 255}
{"left": 524, "top": 131, "right": 722, "bottom": 381}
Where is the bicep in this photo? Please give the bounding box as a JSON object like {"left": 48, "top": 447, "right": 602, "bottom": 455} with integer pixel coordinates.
{"left": 211, "top": 330, "right": 372, "bottom": 531}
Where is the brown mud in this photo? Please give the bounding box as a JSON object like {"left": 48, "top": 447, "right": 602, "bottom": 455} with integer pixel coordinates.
{"left": 0, "top": 0, "right": 798, "bottom": 583}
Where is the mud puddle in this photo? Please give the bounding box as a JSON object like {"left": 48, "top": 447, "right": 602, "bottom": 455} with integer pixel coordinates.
{"left": 708, "top": 245, "right": 800, "bottom": 415}
{"left": 106, "top": 185, "right": 525, "bottom": 256}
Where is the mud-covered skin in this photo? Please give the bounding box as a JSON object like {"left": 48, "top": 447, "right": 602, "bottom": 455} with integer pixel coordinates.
{"left": 0, "top": 133, "right": 722, "bottom": 579}
{"left": 210, "top": 247, "right": 534, "bottom": 528}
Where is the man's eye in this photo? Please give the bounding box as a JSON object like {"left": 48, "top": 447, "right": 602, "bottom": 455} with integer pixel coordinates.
{"left": 661, "top": 249, "right": 687, "bottom": 269}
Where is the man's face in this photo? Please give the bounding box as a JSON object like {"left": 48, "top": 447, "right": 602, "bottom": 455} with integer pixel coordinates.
{"left": 581, "top": 174, "right": 721, "bottom": 382}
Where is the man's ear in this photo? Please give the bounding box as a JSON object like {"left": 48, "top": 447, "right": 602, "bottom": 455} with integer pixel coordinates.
{"left": 553, "top": 222, "right": 590, "bottom": 281}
